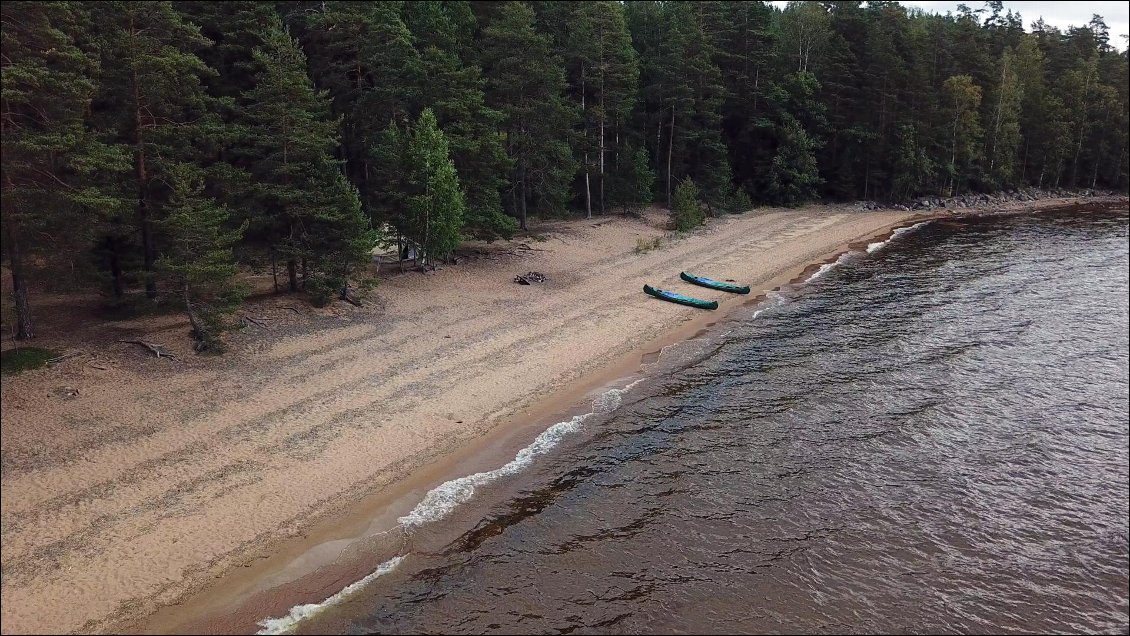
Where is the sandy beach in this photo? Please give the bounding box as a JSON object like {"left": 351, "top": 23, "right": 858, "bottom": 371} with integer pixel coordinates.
{"left": 1, "top": 197, "right": 1121, "bottom": 634}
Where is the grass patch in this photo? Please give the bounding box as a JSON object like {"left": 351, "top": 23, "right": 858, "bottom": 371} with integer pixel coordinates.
{"left": 1, "top": 347, "right": 59, "bottom": 376}
{"left": 634, "top": 235, "right": 665, "bottom": 254}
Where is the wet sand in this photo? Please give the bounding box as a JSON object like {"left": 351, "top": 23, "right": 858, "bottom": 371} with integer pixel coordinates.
{"left": 1, "top": 197, "right": 1120, "bottom": 634}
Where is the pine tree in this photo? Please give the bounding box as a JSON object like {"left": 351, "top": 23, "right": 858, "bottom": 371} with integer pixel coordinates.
{"left": 174, "top": 1, "right": 279, "bottom": 225}
{"left": 1, "top": 1, "right": 127, "bottom": 339}
{"left": 656, "top": 2, "right": 731, "bottom": 209}
{"left": 301, "top": 1, "right": 423, "bottom": 222}
{"left": 588, "top": 2, "right": 639, "bottom": 215}
{"left": 533, "top": 1, "right": 639, "bottom": 217}
{"left": 609, "top": 145, "right": 656, "bottom": 213}
{"left": 701, "top": 0, "right": 776, "bottom": 200}
{"left": 479, "top": 2, "right": 576, "bottom": 229}
{"left": 670, "top": 177, "right": 705, "bottom": 231}
{"left": 175, "top": 1, "right": 277, "bottom": 101}
{"left": 157, "top": 164, "right": 245, "bottom": 352}
{"left": 401, "top": 0, "right": 515, "bottom": 240}
{"left": 88, "top": 1, "right": 222, "bottom": 300}
{"left": 769, "top": 117, "right": 822, "bottom": 206}
{"left": 890, "top": 123, "right": 936, "bottom": 200}
{"left": 242, "top": 13, "right": 369, "bottom": 299}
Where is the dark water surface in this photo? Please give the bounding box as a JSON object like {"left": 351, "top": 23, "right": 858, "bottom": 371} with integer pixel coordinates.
{"left": 302, "top": 208, "right": 1130, "bottom": 634}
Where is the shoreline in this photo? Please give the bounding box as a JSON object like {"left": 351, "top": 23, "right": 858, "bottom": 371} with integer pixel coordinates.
{"left": 131, "top": 195, "right": 1127, "bottom": 635}
{"left": 130, "top": 221, "right": 892, "bottom": 636}
{"left": 1, "top": 195, "right": 1125, "bottom": 635}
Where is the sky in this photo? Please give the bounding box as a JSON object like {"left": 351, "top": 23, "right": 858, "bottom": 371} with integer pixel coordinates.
{"left": 771, "top": 1, "right": 1130, "bottom": 50}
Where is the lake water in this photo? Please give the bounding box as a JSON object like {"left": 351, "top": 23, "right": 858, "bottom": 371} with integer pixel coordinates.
{"left": 275, "top": 206, "right": 1129, "bottom": 635}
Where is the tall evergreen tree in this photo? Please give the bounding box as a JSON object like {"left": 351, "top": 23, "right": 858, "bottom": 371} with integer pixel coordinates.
{"left": 88, "top": 1, "right": 223, "bottom": 300}
{"left": 300, "top": 1, "right": 423, "bottom": 224}
{"left": 242, "top": 13, "right": 369, "bottom": 298}
{"left": 401, "top": 0, "right": 515, "bottom": 240}
{"left": 479, "top": 1, "right": 576, "bottom": 229}
{"left": 157, "top": 164, "right": 244, "bottom": 351}
{"left": 655, "top": 2, "right": 731, "bottom": 209}
{"left": 702, "top": 0, "right": 776, "bottom": 200}
{"left": 1, "top": 1, "right": 127, "bottom": 339}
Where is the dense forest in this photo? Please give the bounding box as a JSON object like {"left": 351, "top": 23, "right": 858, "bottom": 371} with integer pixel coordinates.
{"left": 3, "top": 1, "right": 1128, "bottom": 350}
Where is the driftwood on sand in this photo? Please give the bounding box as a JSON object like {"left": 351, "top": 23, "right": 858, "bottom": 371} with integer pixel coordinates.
{"left": 240, "top": 315, "right": 268, "bottom": 329}
{"left": 118, "top": 339, "right": 178, "bottom": 360}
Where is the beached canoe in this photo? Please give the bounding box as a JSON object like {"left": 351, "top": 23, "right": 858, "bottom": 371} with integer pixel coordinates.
{"left": 679, "top": 272, "right": 751, "bottom": 294}
{"left": 643, "top": 284, "right": 719, "bottom": 310}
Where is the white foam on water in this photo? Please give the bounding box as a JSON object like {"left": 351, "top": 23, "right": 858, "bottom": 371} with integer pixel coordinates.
{"left": 255, "top": 555, "right": 405, "bottom": 635}
{"left": 751, "top": 291, "right": 787, "bottom": 319}
{"left": 805, "top": 252, "right": 854, "bottom": 283}
{"left": 867, "top": 220, "right": 932, "bottom": 254}
{"left": 399, "top": 378, "right": 642, "bottom": 528}
{"left": 254, "top": 378, "right": 644, "bottom": 634}
{"left": 396, "top": 414, "right": 589, "bottom": 528}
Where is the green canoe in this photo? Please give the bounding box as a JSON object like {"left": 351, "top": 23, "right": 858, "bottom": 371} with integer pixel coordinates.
{"left": 679, "top": 272, "right": 750, "bottom": 294}
{"left": 643, "top": 284, "right": 719, "bottom": 310}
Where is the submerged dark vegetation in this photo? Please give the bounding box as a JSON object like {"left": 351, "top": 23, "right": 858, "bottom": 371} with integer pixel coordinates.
{"left": 2, "top": 1, "right": 1128, "bottom": 351}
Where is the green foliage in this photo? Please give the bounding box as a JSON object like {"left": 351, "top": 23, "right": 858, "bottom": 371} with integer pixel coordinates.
{"left": 653, "top": 2, "right": 731, "bottom": 207}
{"left": 942, "top": 74, "right": 984, "bottom": 194}
{"left": 609, "top": 145, "right": 656, "bottom": 213}
{"left": 3, "top": 0, "right": 1129, "bottom": 348}
{"left": 0, "top": 347, "right": 59, "bottom": 375}
{"left": 157, "top": 164, "right": 246, "bottom": 352}
{"left": 480, "top": 1, "right": 577, "bottom": 228}
{"left": 1, "top": 1, "right": 129, "bottom": 339}
{"left": 891, "top": 124, "right": 936, "bottom": 200}
{"left": 769, "top": 118, "right": 822, "bottom": 206}
{"left": 87, "top": 0, "right": 224, "bottom": 300}
{"left": 241, "top": 13, "right": 371, "bottom": 298}
{"left": 402, "top": 0, "right": 515, "bottom": 240}
{"left": 400, "top": 109, "right": 466, "bottom": 264}
{"left": 984, "top": 49, "right": 1023, "bottom": 188}
{"left": 671, "top": 178, "right": 705, "bottom": 231}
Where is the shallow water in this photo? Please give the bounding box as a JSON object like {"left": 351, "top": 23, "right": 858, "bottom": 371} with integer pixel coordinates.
{"left": 293, "top": 207, "right": 1130, "bottom": 634}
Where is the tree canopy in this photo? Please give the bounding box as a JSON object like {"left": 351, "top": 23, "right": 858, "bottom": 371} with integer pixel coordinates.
{"left": 2, "top": 1, "right": 1127, "bottom": 347}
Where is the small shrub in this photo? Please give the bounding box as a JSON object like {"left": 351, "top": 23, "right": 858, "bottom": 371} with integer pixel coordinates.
{"left": 671, "top": 178, "right": 705, "bottom": 231}
{"left": 305, "top": 276, "right": 336, "bottom": 308}
{"left": 727, "top": 189, "right": 752, "bottom": 213}
{"left": 634, "top": 236, "right": 664, "bottom": 254}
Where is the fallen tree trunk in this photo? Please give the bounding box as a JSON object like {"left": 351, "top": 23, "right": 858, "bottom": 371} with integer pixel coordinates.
{"left": 118, "top": 339, "right": 177, "bottom": 360}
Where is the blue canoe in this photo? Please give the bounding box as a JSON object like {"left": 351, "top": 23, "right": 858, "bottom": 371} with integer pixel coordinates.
{"left": 680, "top": 272, "right": 750, "bottom": 294}
{"left": 643, "top": 284, "right": 718, "bottom": 310}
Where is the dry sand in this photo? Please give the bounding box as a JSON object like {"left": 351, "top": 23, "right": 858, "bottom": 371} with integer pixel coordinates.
{"left": 0, "top": 198, "right": 1116, "bottom": 634}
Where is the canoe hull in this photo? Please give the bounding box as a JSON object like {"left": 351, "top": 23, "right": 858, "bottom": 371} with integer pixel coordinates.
{"left": 679, "top": 272, "right": 750, "bottom": 294}
{"left": 643, "top": 284, "right": 719, "bottom": 310}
